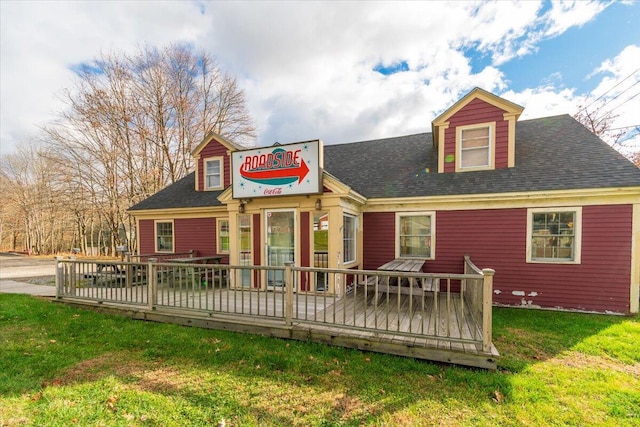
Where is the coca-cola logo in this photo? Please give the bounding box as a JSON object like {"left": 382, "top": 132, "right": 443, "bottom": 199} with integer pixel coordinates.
{"left": 263, "top": 188, "right": 282, "bottom": 195}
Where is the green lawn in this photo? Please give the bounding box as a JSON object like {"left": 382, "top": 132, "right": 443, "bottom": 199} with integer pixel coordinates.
{"left": 1, "top": 294, "right": 638, "bottom": 426}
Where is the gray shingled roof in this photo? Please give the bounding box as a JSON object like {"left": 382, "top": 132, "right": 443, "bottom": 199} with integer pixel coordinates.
{"left": 324, "top": 114, "right": 640, "bottom": 198}
{"left": 130, "top": 114, "right": 640, "bottom": 211}
{"left": 129, "top": 173, "right": 223, "bottom": 211}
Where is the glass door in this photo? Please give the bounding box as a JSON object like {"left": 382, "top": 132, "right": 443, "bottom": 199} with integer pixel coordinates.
{"left": 313, "top": 211, "right": 329, "bottom": 291}
{"left": 266, "top": 210, "right": 295, "bottom": 289}
{"left": 238, "top": 215, "right": 252, "bottom": 287}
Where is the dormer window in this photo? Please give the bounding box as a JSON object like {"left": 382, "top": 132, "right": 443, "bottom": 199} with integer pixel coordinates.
{"left": 204, "top": 157, "right": 224, "bottom": 190}
{"left": 456, "top": 122, "right": 495, "bottom": 171}
{"left": 432, "top": 88, "right": 523, "bottom": 173}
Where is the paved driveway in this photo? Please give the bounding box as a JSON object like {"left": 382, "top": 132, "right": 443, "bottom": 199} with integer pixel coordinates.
{"left": 0, "top": 253, "right": 57, "bottom": 296}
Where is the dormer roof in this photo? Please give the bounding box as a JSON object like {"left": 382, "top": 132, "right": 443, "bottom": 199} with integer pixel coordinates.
{"left": 431, "top": 87, "right": 524, "bottom": 148}
{"left": 192, "top": 131, "right": 243, "bottom": 158}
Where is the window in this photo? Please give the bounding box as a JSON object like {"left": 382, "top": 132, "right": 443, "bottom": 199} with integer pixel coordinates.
{"left": 155, "top": 221, "right": 174, "bottom": 253}
{"left": 217, "top": 219, "right": 229, "bottom": 253}
{"left": 457, "top": 123, "right": 494, "bottom": 171}
{"left": 204, "top": 157, "right": 223, "bottom": 190}
{"left": 238, "top": 215, "right": 252, "bottom": 287}
{"left": 527, "top": 207, "right": 582, "bottom": 264}
{"left": 343, "top": 214, "right": 356, "bottom": 264}
{"left": 397, "top": 212, "right": 435, "bottom": 259}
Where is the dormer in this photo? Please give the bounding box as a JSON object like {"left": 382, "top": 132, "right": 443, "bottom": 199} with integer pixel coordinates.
{"left": 431, "top": 88, "right": 523, "bottom": 174}
{"left": 192, "top": 132, "right": 242, "bottom": 192}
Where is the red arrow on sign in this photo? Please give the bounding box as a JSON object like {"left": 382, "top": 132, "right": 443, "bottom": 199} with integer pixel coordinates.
{"left": 240, "top": 159, "right": 310, "bottom": 184}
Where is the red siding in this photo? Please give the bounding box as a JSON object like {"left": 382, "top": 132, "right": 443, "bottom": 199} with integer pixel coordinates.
{"left": 363, "top": 205, "right": 634, "bottom": 313}
{"left": 175, "top": 218, "right": 217, "bottom": 257}
{"left": 300, "top": 211, "right": 311, "bottom": 290}
{"left": 138, "top": 220, "right": 155, "bottom": 255}
{"left": 362, "top": 212, "right": 396, "bottom": 270}
{"left": 197, "top": 142, "right": 231, "bottom": 191}
{"left": 138, "top": 217, "right": 229, "bottom": 263}
{"left": 443, "top": 98, "right": 509, "bottom": 172}
{"left": 252, "top": 214, "right": 262, "bottom": 287}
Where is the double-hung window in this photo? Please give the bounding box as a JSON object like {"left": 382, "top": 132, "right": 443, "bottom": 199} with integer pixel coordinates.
{"left": 527, "top": 207, "right": 582, "bottom": 263}
{"left": 457, "top": 123, "right": 494, "bottom": 170}
{"left": 217, "top": 218, "right": 229, "bottom": 253}
{"left": 155, "top": 220, "right": 174, "bottom": 253}
{"left": 397, "top": 212, "right": 435, "bottom": 259}
{"left": 204, "top": 157, "right": 223, "bottom": 190}
{"left": 343, "top": 214, "right": 356, "bottom": 264}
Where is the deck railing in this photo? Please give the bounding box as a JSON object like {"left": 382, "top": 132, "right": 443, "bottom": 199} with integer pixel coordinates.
{"left": 55, "top": 258, "right": 494, "bottom": 353}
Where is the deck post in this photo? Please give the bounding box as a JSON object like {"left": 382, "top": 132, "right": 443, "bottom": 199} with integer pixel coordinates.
{"left": 55, "top": 259, "right": 62, "bottom": 299}
{"left": 147, "top": 261, "right": 157, "bottom": 310}
{"left": 481, "top": 268, "right": 495, "bottom": 353}
{"left": 284, "top": 262, "right": 294, "bottom": 326}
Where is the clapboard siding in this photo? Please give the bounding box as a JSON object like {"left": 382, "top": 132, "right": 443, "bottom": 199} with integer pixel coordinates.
{"left": 443, "top": 98, "right": 510, "bottom": 172}
{"left": 362, "top": 212, "right": 395, "bottom": 270}
{"left": 197, "top": 141, "right": 232, "bottom": 191}
{"left": 363, "top": 205, "right": 633, "bottom": 313}
{"left": 174, "top": 217, "right": 217, "bottom": 256}
{"left": 138, "top": 220, "right": 155, "bottom": 255}
{"left": 138, "top": 217, "right": 229, "bottom": 262}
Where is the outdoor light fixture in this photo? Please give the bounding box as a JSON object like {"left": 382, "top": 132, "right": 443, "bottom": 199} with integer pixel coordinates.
{"left": 238, "top": 198, "right": 252, "bottom": 214}
{"left": 315, "top": 199, "right": 322, "bottom": 210}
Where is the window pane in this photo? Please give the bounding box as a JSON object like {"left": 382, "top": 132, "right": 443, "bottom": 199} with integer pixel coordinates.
{"left": 461, "top": 127, "right": 489, "bottom": 149}
{"left": 218, "top": 220, "right": 229, "bottom": 252}
{"left": 399, "top": 215, "right": 431, "bottom": 258}
{"left": 207, "top": 161, "right": 220, "bottom": 174}
{"left": 156, "top": 222, "right": 173, "bottom": 252}
{"left": 462, "top": 127, "right": 489, "bottom": 139}
{"left": 531, "top": 211, "right": 576, "bottom": 261}
{"left": 460, "top": 147, "right": 489, "bottom": 168}
{"left": 206, "top": 159, "right": 221, "bottom": 188}
{"left": 207, "top": 175, "right": 221, "bottom": 188}
{"left": 343, "top": 215, "right": 355, "bottom": 263}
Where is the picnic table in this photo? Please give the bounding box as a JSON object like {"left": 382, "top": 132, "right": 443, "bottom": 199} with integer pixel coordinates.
{"left": 165, "top": 256, "right": 225, "bottom": 288}
{"left": 83, "top": 261, "right": 128, "bottom": 286}
{"left": 166, "top": 256, "right": 223, "bottom": 264}
{"left": 359, "top": 258, "right": 435, "bottom": 305}
{"left": 377, "top": 258, "right": 425, "bottom": 273}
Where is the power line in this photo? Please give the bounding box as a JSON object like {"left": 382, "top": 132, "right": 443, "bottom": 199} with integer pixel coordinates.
{"left": 605, "top": 124, "right": 640, "bottom": 131}
{"left": 578, "top": 67, "right": 640, "bottom": 112}
{"left": 592, "top": 91, "right": 640, "bottom": 124}
{"left": 595, "top": 80, "right": 640, "bottom": 111}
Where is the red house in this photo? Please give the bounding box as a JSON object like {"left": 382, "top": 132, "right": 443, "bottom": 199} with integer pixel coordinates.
{"left": 129, "top": 88, "right": 640, "bottom": 314}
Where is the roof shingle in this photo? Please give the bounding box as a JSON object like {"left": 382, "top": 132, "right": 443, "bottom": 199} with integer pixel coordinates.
{"left": 130, "top": 114, "right": 640, "bottom": 211}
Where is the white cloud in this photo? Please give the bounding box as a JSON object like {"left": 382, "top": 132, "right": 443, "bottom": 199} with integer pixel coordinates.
{"left": 585, "top": 45, "right": 640, "bottom": 150}
{"left": 0, "top": 1, "right": 208, "bottom": 154}
{"left": 0, "top": 0, "right": 636, "bottom": 158}
{"left": 542, "top": 0, "right": 609, "bottom": 37}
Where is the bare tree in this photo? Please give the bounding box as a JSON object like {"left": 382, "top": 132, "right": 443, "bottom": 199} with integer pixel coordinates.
{"left": 35, "top": 43, "right": 255, "bottom": 255}
{"left": 0, "top": 141, "right": 70, "bottom": 254}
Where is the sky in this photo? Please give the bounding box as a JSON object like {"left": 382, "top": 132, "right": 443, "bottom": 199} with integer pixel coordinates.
{"left": 1, "top": 0, "right": 639, "bottom": 156}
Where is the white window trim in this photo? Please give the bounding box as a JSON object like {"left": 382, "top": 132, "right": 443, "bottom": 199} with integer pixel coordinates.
{"left": 217, "top": 217, "right": 230, "bottom": 254}
{"left": 204, "top": 156, "right": 224, "bottom": 190}
{"left": 154, "top": 219, "right": 175, "bottom": 253}
{"left": 455, "top": 122, "right": 496, "bottom": 172}
{"left": 343, "top": 213, "right": 357, "bottom": 265}
{"left": 395, "top": 211, "right": 436, "bottom": 260}
{"left": 526, "top": 207, "right": 582, "bottom": 264}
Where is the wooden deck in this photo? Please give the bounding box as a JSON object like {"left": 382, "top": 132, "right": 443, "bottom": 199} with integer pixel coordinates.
{"left": 59, "top": 284, "right": 498, "bottom": 369}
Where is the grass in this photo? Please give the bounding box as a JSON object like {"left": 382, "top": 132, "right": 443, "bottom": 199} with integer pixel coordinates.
{"left": 0, "top": 294, "right": 638, "bottom": 426}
